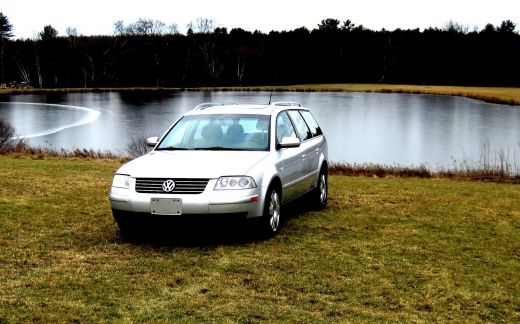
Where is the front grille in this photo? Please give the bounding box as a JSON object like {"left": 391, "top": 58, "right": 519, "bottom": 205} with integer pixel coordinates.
{"left": 135, "top": 178, "right": 210, "bottom": 194}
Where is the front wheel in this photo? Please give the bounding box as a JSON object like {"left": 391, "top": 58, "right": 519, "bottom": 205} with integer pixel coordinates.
{"left": 113, "top": 211, "right": 141, "bottom": 242}
{"left": 261, "top": 186, "right": 281, "bottom": 237}
{"left": 314, "top": 167, "right": 328, "bottom": 210}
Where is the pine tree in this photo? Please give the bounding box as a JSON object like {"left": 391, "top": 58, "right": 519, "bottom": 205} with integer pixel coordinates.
{"left": 0, "top": 12, "right": 14, "bottom": 83}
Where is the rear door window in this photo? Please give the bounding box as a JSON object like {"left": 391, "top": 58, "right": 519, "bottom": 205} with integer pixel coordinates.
{"left": 287, "top": 110, "right": 312, "bottom": 141}
{"left": 299, "top": 110, "right": 322, "bottom": 137}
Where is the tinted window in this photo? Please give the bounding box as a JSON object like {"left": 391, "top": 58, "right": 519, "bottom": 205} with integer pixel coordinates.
{"left": 300, "top": 110, "right": 323, "bottom": 137}
{"left": 287, "top": 110, "right": 311, "bottom": 141}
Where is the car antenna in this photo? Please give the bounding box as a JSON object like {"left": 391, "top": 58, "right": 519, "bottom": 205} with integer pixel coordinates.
{"left": 268, "top": 91, "right": 273, "bottom": 105}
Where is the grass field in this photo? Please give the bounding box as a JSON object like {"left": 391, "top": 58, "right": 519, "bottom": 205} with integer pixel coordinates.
{"left": 1, "top": 155, "right": 519, "bottom": 323}
{"left": 1, "top": 84, "right": 520, "bottom": 106}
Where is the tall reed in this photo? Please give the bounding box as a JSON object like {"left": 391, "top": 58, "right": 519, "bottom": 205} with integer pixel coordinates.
{"left": 2, "top": 128, "right": 519, "bottom": 183}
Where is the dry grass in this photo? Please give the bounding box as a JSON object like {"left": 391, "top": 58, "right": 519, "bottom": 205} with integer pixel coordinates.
{"left": 328, "top": 140, "right": 520, "bottom": 183}
{"left": 0, "top": 156, "right": 519, "bottom": 322}
{"left": 187, "top": 84, "right": 520, "bottom": 106}
{"left": 3, "top": 141, "right": 520, "bottom": 184}
{"left": 328, "top": 161, "right": 520, "bottom": 183}
{"left": 0, "top": 139, "right": 128, "bottom": 161}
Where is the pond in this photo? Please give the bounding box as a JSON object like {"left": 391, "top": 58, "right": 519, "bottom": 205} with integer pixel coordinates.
{"left": 1, "top": 91, "right": 520, "bottom": 168}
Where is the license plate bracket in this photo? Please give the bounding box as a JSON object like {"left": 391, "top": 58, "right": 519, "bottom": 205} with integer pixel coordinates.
{"left": 151, "top": 198, "right": 182, "bottom": 215}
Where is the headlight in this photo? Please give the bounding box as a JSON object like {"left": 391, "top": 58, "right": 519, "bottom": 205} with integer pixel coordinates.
{"left": 112, "top": 174, "right": 131, "bottom": 189}
{"left": 214, "top": 176, "right": 256, "bottom": 190}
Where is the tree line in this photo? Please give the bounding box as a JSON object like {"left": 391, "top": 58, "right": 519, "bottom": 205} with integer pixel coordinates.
{"left": 0, "top": 14, "right": 519, "bottom": 88}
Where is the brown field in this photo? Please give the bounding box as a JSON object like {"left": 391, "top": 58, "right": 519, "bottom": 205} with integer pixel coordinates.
{"left": 0, "top": 156, "right": 519, "bottom": 322}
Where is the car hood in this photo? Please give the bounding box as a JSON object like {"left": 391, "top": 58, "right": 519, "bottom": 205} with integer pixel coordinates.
{"left": 117, "top": 150, "right": 271, "bottom": 178}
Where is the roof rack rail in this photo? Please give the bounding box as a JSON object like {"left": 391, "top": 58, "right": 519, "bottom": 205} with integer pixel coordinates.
{"left": 192, "top": 102, "right": 237, "bottom": 110}
{"left": 271, "top": 101, "right": 301, "bottom": 107}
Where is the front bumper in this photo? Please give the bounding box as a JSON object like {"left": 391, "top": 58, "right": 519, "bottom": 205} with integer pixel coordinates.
{"left": 109, "top": 179, "right": 265, "bottom": 218}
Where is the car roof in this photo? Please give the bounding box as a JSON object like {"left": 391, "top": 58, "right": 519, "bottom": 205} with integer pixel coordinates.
{"left": 185, "top": 102, "right": 308, "bottom": 116}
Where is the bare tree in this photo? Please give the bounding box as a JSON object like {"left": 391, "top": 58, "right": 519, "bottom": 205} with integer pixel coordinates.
{"left": 64, "top": 27, "right": 81, "bottom": 86}
{"left": 443, "top": 20, "right": 470, "bottom": 34}
{"left": 379, "top": 31, "right": 400, "bottom": 84}
{"left": 12, "top": 45, "right": 30, "bottom": 84}
{"left": 236, "top": 51, "right": 246, "bottom": 86}
{"left": 114, "top": 20, "right": 126, "bottom": 36}
{"left": 126, "top": 18, "right": 166, "bottom": 36}
{"left": 167, "top": 23, "right": 180, "bottom": 35}
{"left": 180, "top": 43, "right": 193, "bottom": 89}
{"left": 101, "top": 21, "right": 134, "bottom": 86}
{"left": 194, "top": 17, "right": 217, "bottom": 34}
{"left": 107, "top": 18, "right": 172, "bottom": 86}
{"left": 81, "top": 53, "right": 95, "bottom": 88}
{"left": 148, "top": 19, "right": 166, "bottom": 35}
{"left": 0, "top": 118, "right": 15, "bottom": 149}
{"left": 32, "top": 32, "right": 42, "bottom": 88}
{"left": 66, "top": 27, "right": 79, "bottom": 46}
{"left": 128, "top": 18, "right": 170, "bottom": 86}
{"left": 153, "top": 37, "right": 167, "bottom": 87}
{"left": 186, "top": 21, "right": 194, "bottom": 35}
{"left": 188, "top": 17, "right": 224, "bottom": 84}
{"left": 126, "top": 135, "right": 153, "bottom": 157}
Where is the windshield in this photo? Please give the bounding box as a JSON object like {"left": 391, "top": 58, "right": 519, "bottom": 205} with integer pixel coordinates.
{"left": 156, "top": 114, "right": 270, "bottom": 151}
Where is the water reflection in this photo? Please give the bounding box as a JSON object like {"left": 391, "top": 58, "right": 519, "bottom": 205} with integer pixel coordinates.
{"left": 1, "top": 91, "right": 519, "bottom": 167}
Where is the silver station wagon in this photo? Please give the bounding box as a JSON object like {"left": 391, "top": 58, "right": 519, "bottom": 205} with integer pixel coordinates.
{"left": 109, "top": 101, "right": 328, "bottom": 238}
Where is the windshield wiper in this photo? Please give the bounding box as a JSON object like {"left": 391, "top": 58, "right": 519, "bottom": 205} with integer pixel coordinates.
{"left": 194, "top": 146, "right": 244, "bottom": 151}
{"left": 156, "top": 147, "right": 190, "bottom": 151}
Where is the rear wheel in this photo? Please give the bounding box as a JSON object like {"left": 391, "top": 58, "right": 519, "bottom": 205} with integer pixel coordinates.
{"left": 261, "top": 186, "right": 281, "bottom": 237}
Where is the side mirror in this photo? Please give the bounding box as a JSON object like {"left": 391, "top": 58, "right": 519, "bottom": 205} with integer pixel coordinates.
{"left": 146, "top": 137, "right": 159, "bottom": 147}
{"left": 279, "top": 137, "right": 300, "bottom": 148}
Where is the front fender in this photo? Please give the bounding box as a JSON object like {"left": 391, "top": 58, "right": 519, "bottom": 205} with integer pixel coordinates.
{"left": 245, "top": 153, "right": 282, "bottom": 217}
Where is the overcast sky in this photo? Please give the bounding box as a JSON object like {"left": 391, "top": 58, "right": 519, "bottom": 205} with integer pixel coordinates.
{"left": 2, "top": 0, "right": 519, "bottom": 39}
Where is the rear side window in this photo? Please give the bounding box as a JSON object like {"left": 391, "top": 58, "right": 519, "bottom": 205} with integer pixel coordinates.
{"left": 300, "top": 110, "right": 323, "bottom": 137}
{"left": 287, "top": 110, "right": 312, "bottom": 141}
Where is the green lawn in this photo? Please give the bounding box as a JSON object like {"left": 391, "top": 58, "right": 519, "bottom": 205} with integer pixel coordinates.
{"left": 0, "top": 155, "right": 519, "bottom": 323}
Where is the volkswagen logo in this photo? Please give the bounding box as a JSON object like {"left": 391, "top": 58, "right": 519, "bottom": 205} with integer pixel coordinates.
{"left": 162, "top": 179, "right": 176, "bottom": 192}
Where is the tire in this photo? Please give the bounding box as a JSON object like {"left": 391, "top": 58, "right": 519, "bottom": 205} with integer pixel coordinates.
{"left": 112, "top": 210, "right": 140, "bottom": 242}
{"left": 261, "top": 186, "right": 282, "bottom": 237}
{"left": 314, "top": 167, "right": 328, "bottom": 210}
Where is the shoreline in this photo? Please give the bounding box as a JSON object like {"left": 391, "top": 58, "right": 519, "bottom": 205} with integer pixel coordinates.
{"left": 1, "top": 150, "right": 519, "bottom": 184}
{"left": 1, "top": 84, "right": 520, "bottom": 106}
